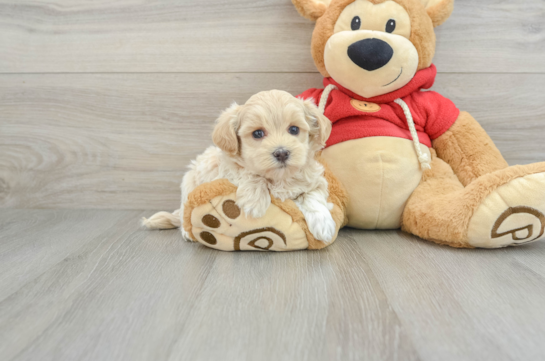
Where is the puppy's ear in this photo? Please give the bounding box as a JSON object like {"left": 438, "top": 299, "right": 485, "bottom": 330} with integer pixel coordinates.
{"left": 212, "top": 102, "right": 241, "bottom": 155}
{"left": 420, "top": 0, "right": 455, "bottom": 27}
{"left": 302, "top": 99, "right": 331, "bottom": 149}
{"left": 292, "top": 0, "right": 331, "bottom": 21}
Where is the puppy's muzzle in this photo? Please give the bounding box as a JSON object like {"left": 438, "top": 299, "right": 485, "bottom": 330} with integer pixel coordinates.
{"left": 273, "top": 148, "right": 290, "bottom": 163}
{"left": 347, "top": 38, "right": 393, "bottom": 71}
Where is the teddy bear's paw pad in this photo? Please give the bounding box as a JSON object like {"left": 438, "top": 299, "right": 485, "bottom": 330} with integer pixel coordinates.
{"left": 233, "top": 227, "right": 288, "bottom": 251}
{"left": 468, "top": 172, "right": 545, "bottom": 248}
{"left": 190, "top": 193, "right": 309, "bottom": 251}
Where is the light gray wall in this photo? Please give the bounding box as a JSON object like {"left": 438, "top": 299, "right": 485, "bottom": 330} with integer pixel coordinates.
{"left": 1, "top": 0, "right": 544, "bottom": 210}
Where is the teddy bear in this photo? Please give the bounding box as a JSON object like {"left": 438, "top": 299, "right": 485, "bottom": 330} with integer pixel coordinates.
{"left": 181, "top": 0, "right": 545, "bottom": 251}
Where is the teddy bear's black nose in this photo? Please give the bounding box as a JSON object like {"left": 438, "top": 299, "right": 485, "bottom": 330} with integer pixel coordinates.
{"left": 347, "top": 38, "right": 394, "bottom": 71}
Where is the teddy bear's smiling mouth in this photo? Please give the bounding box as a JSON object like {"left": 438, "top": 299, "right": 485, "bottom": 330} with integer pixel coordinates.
{"left": 382, "top": 68, "right": 403, "bottom": 87}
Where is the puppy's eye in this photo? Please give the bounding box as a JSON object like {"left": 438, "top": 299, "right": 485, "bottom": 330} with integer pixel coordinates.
{"left": 351, "top": 16, "right": 361, "bottom": 31}
{"left": 385, "top": 19, "right": 396, "bottom": 33}
{"left": 252, "top": 129, "right": 265, "bottom": 139}
{"left": 288, "top": 126, "right": 300, "bottom": 135}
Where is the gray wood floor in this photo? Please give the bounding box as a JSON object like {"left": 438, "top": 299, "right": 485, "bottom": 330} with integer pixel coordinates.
{"left": 1, "top": 209, "right": 545, "bottom": 361}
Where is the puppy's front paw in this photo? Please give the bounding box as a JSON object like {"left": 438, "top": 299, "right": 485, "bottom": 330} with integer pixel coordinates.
{"left": 181, "top": 228, "right": 194, "bottom": 242}
{"left": 306, "top": 209, "right": 337, "bottom": 244}
{"left": 236, "top": 194, "right": 271, "bottom": 219}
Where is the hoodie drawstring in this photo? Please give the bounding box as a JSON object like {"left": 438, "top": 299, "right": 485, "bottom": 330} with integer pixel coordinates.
{"left": 393, "top": 98, "right": 432, "bottom": 170}
{"left": 318, "top": 84, "right": 337, "bottom": 114}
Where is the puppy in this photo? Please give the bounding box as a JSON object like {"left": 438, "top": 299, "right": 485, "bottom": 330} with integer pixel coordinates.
{"left": 143, "top": 90, "right": 337, "bottom": 243}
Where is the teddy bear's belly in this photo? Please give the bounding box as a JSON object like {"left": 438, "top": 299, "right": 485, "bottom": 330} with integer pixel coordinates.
{"left": 322, "top": 136, "right": 430, "bottom": 229}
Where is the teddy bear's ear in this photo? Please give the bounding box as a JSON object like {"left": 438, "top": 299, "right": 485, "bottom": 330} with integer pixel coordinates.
{"left": 420, "top": 0, "right": 455, "bottom": 27}
{"left": 292, "top": 0, "right": 332, "bottom": 21}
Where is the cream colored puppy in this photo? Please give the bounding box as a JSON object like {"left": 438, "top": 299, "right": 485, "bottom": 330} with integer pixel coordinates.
{"left": 143, "top": 90, "right": 337, "bottom": 243}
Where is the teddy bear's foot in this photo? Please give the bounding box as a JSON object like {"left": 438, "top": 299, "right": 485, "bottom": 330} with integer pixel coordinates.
{"left": 189, "top": 194, "right": 309, "bottom": 251}
{"left": 183, "top": 179, "right": 344, "bottom": 251}
{"left": 403, "top": 157, "right": 545, "bottom": 249}
{"left": 467, "top": 171, "right": 545, "bottom": 248}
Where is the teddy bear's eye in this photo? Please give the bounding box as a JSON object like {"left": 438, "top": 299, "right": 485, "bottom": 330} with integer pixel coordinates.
{"left": 385, "top": 19, "right": 396, "bottom": 33}
{"left": 252, "top": 130, "right": 265, "bottom": 139}
{"left": 351, "top": 16, "right": 361, "bottom": 31}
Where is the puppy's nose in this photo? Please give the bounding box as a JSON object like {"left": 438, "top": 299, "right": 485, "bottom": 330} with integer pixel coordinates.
{"left": 347, "top": 38, "right": 393, "bottom": 71}
{"left": 273, "top": 148, "right": 290, "bottom": 162}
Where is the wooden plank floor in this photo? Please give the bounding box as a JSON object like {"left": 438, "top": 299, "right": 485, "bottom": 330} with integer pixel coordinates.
{"left": 1, "top": 209, "right": 545, "bottom": 361}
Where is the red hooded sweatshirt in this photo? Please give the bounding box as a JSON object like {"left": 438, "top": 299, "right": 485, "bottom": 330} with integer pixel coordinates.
{"left": 297, "top": 65, "right": 460, "bottom": 148}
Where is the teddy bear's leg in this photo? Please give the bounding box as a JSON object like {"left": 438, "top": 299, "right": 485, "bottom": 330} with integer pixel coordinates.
{"left": 182, "top": 164, "right": 348, "bottom": 251}
{"left": 432, "top": 111, "right": 510, "bottom": 186}
{"left": 402, "top": 152, "right": 545, "bottom": 248}
{"left": 185, "top": 182, "right": 310, "bottom": 251}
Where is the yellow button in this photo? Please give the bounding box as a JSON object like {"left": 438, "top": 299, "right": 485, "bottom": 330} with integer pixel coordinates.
{"left": 350, "top": 99, "right": 381, "bottom": 113}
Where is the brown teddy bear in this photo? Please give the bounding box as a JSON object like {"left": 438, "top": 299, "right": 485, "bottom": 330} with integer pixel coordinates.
{"left": 180, "top": 0, "right": 545, "bottom": 251}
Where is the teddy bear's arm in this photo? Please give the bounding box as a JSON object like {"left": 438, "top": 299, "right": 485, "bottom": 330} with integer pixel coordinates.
{"left": 432, "top": 111, "right": 509, "bottom": 186}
